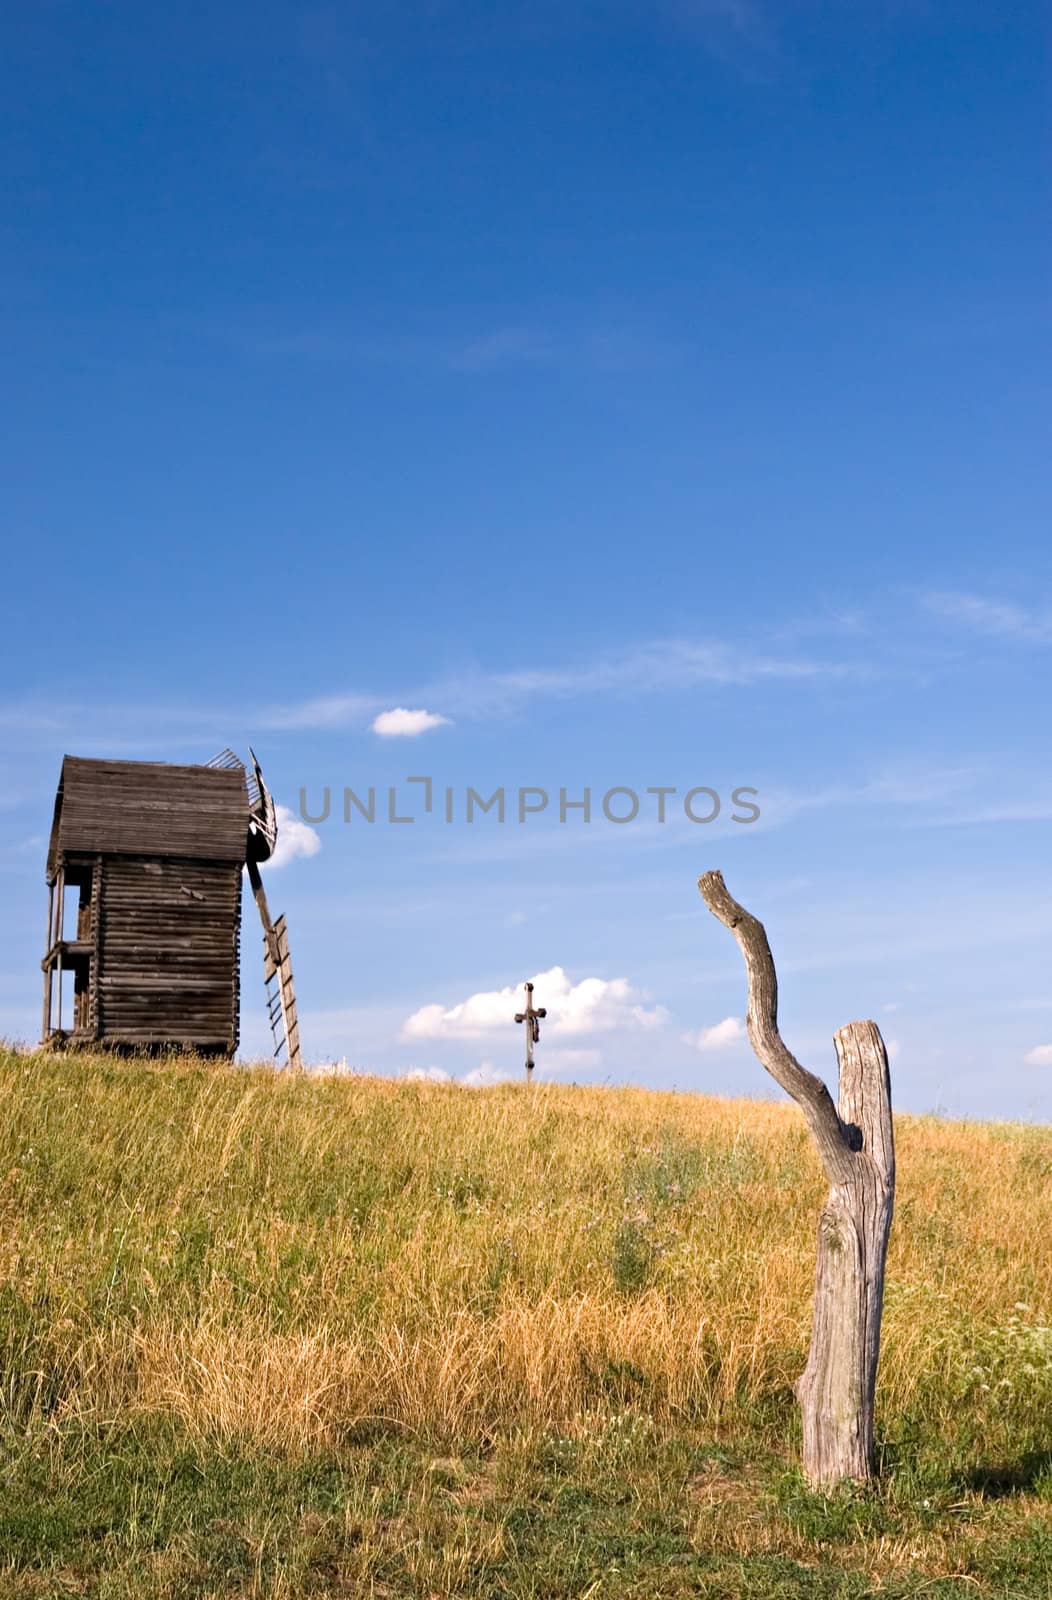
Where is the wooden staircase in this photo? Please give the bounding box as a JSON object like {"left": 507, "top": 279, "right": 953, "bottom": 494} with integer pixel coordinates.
{"left": 263, "top": 912, "right": 302, "bottom": 1069}
{"left": 209, "top": 748, "right": 304, "bottom": 1070}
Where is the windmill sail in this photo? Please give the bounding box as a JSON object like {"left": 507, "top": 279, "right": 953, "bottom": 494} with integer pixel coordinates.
{"left": 246, "top": 746, "right": 278, "bottom": 862}
{"left": 210, "top": 747, "right": 303, "bottom": 1069}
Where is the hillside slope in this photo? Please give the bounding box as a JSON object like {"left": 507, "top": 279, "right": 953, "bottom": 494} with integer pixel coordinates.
{"left": 1, "top": 1049, "right": 1049, "bottom": 1597}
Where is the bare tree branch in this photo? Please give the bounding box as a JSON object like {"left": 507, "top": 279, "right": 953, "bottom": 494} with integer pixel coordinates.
{"left": 698, "top": 869, "right": 856, "bottom": 1185}
{"left": 697, "top": 870, "right": 896, "bottom": 1486}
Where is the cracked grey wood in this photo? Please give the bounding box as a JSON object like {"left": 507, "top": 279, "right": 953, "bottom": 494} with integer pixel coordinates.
{"left": 698, "top": 870, "right": 895, "bottom": 1488}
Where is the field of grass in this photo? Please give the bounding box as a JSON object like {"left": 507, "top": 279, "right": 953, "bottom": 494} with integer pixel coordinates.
{"left": 0, "top": 1046, "right": 1050, "bottom": 1598}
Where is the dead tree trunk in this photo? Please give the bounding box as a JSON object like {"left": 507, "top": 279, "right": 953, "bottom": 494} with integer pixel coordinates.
{"left": 697, "top": 871, "right": 895, "bottom": 1489}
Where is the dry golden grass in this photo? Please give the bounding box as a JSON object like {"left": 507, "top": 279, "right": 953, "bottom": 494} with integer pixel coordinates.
{"left": 2, "top": 1047, "right": 1049, "bottom": 1461}
{"left": 1, "top": 1047, "right": 1049, "bottom": 1596}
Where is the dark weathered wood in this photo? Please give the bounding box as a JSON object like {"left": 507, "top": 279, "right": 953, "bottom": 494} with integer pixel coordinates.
{"left": 95, "top": 856, "right": 242, "bottom": 1049}
{"left": 41, "top": 752, "right": 303, "bottom": 1062}
{"left": 248, "top": 856, "right": 303, "bottom": 1069}
{"left": 41, "top": 882, "right": 53, "bottom": 1041}
{"left": 272, "top": 915, "right": 303, "bottom": 1070}
{"left": 47, "top": 757, "right": 249, "bottom": 877}
{"left": 795, "top": 1020, "right": 894, "bottom": 1484}
{"left": 55, "top": 870, "right": 65, "bottom": 1034}
{"left": 697, "top": 870, "right": 895, "bottom": 1488}
{"left": 246, "top": 857, "right": 280, "bottom": 972}
{"left": 513, "top": 981, "right": 547, "bottom": 1080}
{"left": 42, "top": 757, "right": 252, "bottom": 1055}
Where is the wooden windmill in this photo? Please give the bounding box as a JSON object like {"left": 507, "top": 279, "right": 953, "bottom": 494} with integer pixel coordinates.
{"left": 42, "top": 747, "right": 303, "bottom": 1068}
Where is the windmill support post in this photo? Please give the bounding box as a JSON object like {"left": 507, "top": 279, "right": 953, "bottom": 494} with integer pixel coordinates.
{"left": 697, "top": 870, "right": 895, "bottom": 1488}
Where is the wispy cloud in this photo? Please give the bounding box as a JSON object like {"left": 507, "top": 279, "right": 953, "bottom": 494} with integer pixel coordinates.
{"left": 917, "top": 795, "right": 1052, "bottom": 828}
{"left": 475, "top": 638, "right": 839, "bottom": 698}
{"left": 418, "top": 635, "right": 862, "bottom": 725}
{"left": 1023, "top": 1044, "right": 1052, "bottom": 1067}
{"left": 663, "top": 0, "right": 776, "bottom": 68}
{"left": 0, "top": 833, "right": 45, "bottom": 865}
{"left": 234, "top": 319, "right": 679, "bottom": 378}
{"left": 0, "top": 697, "right": 264, "bottom": 746}
{"left": 0, "top": 630, "right": 866, "bottom": 746}
{"left": 921, "top": 591, "right": 1052, "bottom": 644}
{"left": 746, "top": 763, "right": 980, "bottom": 834}
{"left": 0, "top": 704, "right": 73, "bottom": 733}
{"left": 260, "top": 692, "right": 382, "bottom": 731}
{"left": 450, "top": 327, "right": 556, "bottom": 373}
{"left": 669, "top": 0, "right": 765, "bottom": 36}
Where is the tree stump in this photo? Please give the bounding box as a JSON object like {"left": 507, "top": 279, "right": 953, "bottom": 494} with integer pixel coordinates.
{"left": 698, "top": 871, "right": 895, "bottom": 1489}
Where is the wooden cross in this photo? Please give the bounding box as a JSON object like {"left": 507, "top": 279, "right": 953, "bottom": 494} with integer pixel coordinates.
{"left": 514, "top": 981, "right": 546, "bottom": 1081}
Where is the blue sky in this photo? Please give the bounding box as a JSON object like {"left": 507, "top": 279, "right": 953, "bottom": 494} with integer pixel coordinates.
{"left": 1, "top": 1, "right": 1050, "bottom": 1117}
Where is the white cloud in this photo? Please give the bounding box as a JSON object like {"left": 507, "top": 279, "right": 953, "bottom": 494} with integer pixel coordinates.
{"left": 545, "top": 1047, "right": 602, "bottom": 1070}
{"left": 402, "top": 965, "right": 668, "bottom": 1041}
{"left": 461, "top": 1061, "right": 517, "bottom": 1088}
{"left": 372, "top": 706, "right": 451, "bottom": 738}
{"left": 1024, "top": 1044, "right": 1052, "bottom": 1067}
{"left": 683, "top": 1016, "right": 746, "bottom": 1052}
{"left": 921, "top": 591, "right": 1052, "bottom": 643}
{"left": 306, "top": 1056, "right": 356, "bottom": 1076}
{"left": 264, "top": 804, "right": 322, "bottom": 870}
{"left": 403, "top": 1062, "right": 515, "bottom": 1088}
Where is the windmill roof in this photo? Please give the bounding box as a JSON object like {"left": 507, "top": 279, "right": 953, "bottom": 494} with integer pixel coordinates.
{"left": 47, "top": 756, "right": 250, "bottom": 876}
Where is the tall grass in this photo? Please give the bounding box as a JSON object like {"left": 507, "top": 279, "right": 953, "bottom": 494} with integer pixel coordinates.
{"left": 2, "top": 1047, "right": 1049, "bottom": 1471}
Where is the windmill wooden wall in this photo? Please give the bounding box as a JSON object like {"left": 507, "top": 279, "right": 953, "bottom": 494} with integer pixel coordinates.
{"left": 42, "top": 758, "right": 250, "bottom": 1054}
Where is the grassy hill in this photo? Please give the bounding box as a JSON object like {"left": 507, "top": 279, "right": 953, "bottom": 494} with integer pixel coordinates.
{"left": 0, "top": 1047, "right": 1050, "bottom": 1597}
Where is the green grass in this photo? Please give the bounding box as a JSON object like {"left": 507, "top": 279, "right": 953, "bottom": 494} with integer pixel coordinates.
{"left": 0, "top": 1046, "right": 1049, "bottom": 1597}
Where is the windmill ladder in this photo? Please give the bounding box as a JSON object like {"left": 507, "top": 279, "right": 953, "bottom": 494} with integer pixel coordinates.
{"left": 247, "top": 856, "right": 304, "bottom": 1071}
{"left": 264, "top": 914, "right": 303, "bottom": 1069}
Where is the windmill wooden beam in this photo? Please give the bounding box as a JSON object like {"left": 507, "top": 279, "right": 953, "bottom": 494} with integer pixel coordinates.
{"left": 243, "top": 758, "right": 304, "bottom": 1072}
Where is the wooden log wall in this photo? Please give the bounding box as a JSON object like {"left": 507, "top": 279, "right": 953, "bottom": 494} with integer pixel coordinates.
{"left": 95, "top": 856, "right": 242, "bottom": 1050}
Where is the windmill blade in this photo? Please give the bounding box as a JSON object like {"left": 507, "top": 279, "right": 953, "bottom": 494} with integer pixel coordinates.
{"left": 246, "top": 746, "right": 278, "bottom": 863}
{"left": 234, "top": 751, "right": 303, "bottom": 1071}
